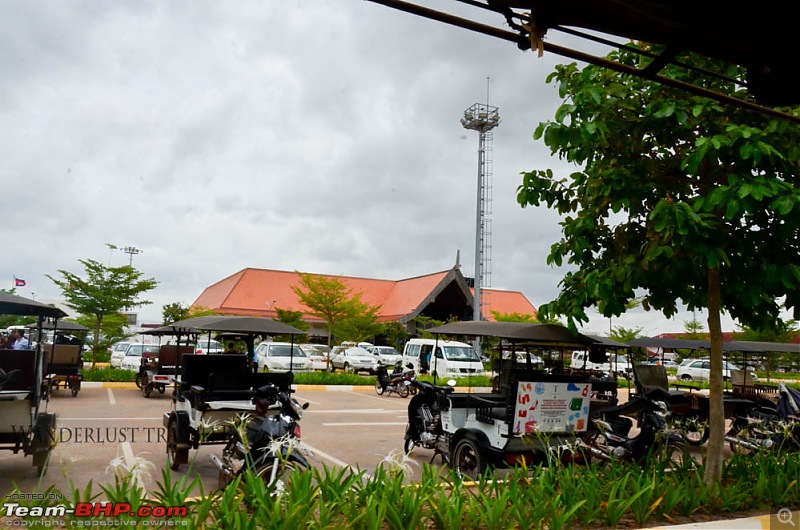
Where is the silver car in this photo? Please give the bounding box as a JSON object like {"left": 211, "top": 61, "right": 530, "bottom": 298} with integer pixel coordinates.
{"left": 255, "top": 342, "right": 312, "bottom": 373}
{"left": 330, "top": 346, "right": 378, "bottom": 374}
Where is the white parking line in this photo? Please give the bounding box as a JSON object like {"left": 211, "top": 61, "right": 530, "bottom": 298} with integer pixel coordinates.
{"left": 58, "top": 417, "right": 160, "bottom": 421}
{"left": 108, "top": 388, "right": 115, "bottom": 405}
{"left": 301, "top": 442, "right": 372, "bottom": 480}
{"left": 310, "top": 409, "right": 398, "bottom": 414}
{"left": 322, "top": 422, "right": 407, "bottom": 426}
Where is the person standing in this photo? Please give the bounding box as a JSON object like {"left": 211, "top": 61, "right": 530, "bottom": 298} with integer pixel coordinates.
{"left": 11, "top": 329, "right": 31, "bottom": 350}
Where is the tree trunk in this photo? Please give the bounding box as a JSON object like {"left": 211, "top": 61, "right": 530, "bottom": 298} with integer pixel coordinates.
{"left": 92, "top": 317, "right": 103, "bottom": 370}
{"left": 704, "top": 266, "right": 724, "bottom": 484}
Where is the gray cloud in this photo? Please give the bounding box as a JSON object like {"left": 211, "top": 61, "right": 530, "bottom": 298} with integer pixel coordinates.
{"left": 2, "top": 1, "right": 749, "bottom": 335}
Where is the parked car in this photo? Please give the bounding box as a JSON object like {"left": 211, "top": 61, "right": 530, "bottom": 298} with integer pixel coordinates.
{"left": 109, "top": 341, "right": 132, "bottom": 368}
{"left": 677, "top": 359, "right": 758, "bottom": 382}
{"left": 120, "top": 343, "right": 161, "bottom": 372}
{"left": 255, "top": 342, "right": 312, "bottom": 372}
{"left": 330, "top": 346, "right": 378, "bottom": 374}
{"left": 299, "top": 344, "right": 331, "bottom": 371}
{"left": 192, "top": 339, "right": 225, "bottom": 354}
{"left": 366, "top": 345, "right": 403, "bottom": 367}
{"left": 570, "top": 351, "right": 633, "bottom": 379}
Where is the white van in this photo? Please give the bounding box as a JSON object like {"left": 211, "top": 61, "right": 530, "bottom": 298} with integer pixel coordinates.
{"left": 402, "top": 338, "right": 484, "bottom": 379}
{"left": 570, "top": 351, "right": 632, "bottom": 378}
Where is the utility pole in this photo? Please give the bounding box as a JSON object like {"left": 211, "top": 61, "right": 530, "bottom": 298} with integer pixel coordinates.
{"left": 122, "top": 246, "right": 142, "bottom": 267}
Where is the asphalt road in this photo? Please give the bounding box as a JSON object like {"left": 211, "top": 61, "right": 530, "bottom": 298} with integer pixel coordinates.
{"left": 0, "top": 383, "right": 431, "bottom": 498}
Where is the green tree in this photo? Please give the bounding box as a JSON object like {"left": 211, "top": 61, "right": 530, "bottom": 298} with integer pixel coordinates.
{"left": 684, "top": 318, "right": 706, "bottom": 340}
{"left": 48, "top": 259, "right": 158, "bottom": 367}
{"left": 162, "top": 302, "right": 190, "bottom": 325}
{"left": 379, "top": 321, "right": 407, "bottom": 350}
{"left": 516, "top": 47, "right": 800, "bottom": 484}
{"left": 334, "top": 301, "right": 382, "bottom": 343}
{"left": 76, "top": 312, "right": 128, "bottom": 362}
{"left": 609, "top": 326, "right": 643, "bottom": 344}
{"left": 291, "top": 272, "right": 374, "bottom": 350}
{"left": 412, "top": 315, "right": 445, "bottom": 338}
{"left": 491, "top": 311, "right": 535, "bottom": 322}
{"left": 274, "top": 307, "right": 311, "bottom": 342}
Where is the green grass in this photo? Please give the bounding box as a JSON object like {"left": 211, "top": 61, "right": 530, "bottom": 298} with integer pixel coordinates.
{"left": 13, "top": 450, "right": 800, "bottom": 529}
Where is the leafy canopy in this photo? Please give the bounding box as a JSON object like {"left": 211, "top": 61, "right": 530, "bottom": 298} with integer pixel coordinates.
{"left": 48, "top": 259, "right": 157, "bottom": 364}
{"left": 517, "top": 46, "right": 800, "bottom": 332}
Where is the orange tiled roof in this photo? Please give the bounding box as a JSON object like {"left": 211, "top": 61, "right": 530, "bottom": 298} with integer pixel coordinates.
{"left": 192, "top": 267, "right": 537, "bottom": 323}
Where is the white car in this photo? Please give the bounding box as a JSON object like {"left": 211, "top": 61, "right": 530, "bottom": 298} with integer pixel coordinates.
{"left": 677, "top": 359, "right": 758, "bottom": 382}
{"left": 192, "top": 339, "right": 225, "bottom": 354}
{"left": 330, "top": 346, "right": 378, "bottom": 374}
{"left": 119, "top": 343, "right": 161, "bottom": 372}
{"left": 255, "top": 342, "right": 312, "bottom": 373}
{"left": 366, "top": 345, "right": 403, "bottom": 367}
{"left": 109, "top": 341, "right": 131, "bottom": 368}
{"left": 299, "top": 344, "right": 331, "bottom": 371}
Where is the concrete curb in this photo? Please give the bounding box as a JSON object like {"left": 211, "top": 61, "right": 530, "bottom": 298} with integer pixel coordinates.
{"left": 647, "top": 510, "right": 797, "bottom": 529}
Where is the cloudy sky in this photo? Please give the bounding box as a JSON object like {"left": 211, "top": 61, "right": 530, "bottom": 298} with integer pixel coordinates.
{"left": 2, "top": 0, "right": 743, "bottom": 336}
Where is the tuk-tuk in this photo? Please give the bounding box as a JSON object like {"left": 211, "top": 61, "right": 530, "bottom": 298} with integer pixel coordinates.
{"left": 414, "top": 321, "right": 613, "bottom": 478}
{"left": 0, "top": 293, "right": 65, "bottom": 474}
{"left": 155, "top": 316, "right": 306, "bottom": 470}
{"left": 31, "top": 320, "right": 89, "bottom": 398}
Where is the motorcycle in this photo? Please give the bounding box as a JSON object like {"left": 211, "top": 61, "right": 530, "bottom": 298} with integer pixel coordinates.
{"left": 375, "top": 361, "right": 413, "bottom": 398}
{"left": 726, "top": 383, "right": 800, "bottom": 454}
{"left": 579, "top": 387, "right": 692, "bottom": 468}
{"left": 403, "top": 379, "right": 455, "bottom": 463}
{"left": 212, "top": 383, "right": 310, "bottom": 490}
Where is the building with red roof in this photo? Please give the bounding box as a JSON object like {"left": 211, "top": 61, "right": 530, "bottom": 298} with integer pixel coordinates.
{"left": 192, "top": 265, "right": 537, "bottom": 337}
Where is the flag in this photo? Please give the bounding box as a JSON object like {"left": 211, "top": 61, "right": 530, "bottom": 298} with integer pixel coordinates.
{"left": 14, "top": 277, "right": 26, "bottom": 287}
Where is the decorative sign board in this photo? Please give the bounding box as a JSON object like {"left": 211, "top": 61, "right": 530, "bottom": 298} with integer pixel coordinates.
{"left": 513, "top": 381, "right": 591, "bottom": 434}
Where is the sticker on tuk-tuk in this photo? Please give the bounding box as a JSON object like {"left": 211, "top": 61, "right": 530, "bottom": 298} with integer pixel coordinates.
{"left": 513, "top": 381, "right": 591, "bottom": 434}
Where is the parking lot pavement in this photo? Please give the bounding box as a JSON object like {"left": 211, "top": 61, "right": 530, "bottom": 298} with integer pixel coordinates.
{"left": 0, "top": 384, "right": 425, "bottom": 499}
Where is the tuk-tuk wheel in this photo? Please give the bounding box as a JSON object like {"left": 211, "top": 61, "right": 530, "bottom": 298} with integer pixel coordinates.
{"left": 167, "top": 417, "right": 188, "bottom": 471}
{"left": 143, "top": 383, "right": 152, "bottom": 398}
{"left": 135, "top": 373, "right": 143, "bottom": 389}
{"left": 452, "top": 435, "right": 487, "bottom": 481}
{"left": 158, "top": 385, "right": 166, "bottom": 394}
{"left": 71, "top": 386, "right": 79, "bottom": 397}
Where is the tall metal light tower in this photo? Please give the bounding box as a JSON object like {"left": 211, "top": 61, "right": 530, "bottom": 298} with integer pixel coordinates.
{"left": 122, "top": 246, "right": 142, "bottom": 267}
{"left": 460, "top": 100, "right": 500, "bottom": 323}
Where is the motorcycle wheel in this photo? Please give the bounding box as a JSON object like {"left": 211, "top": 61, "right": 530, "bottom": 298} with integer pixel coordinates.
{"left": 399, "top": 385, "right": 409, "bottom": 398}
{"left": 403, "top": 435, "right": 416, "bottom": 455}
{"left": 577, "top": 428, "right": 612, "bottom": 466}
{"left": 375, "top": 380, "right": 385, "bottom": 395}
{"left": 680, "top": 418, "right": 710, "bottom": 446}
{"left": 255, "top": 460, "right": 298, "bottom": 494}
{"left": 452, "top": 435, "right": 487, "bottom": 481}
{"left": 727, "top": 422, "right": 756, "bottom": 455}
{"left": 653, "top": 440, "right": 696, "bottom": 472}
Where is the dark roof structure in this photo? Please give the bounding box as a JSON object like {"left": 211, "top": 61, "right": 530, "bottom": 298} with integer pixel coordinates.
{"left": 628, "top": 337, "right": 800, "bottom": 354}
{"left": 367, "top": 0, "right": 800, "bottom": 122}
{"left": 427, "top": 321, "right": 596, "bottom": 347}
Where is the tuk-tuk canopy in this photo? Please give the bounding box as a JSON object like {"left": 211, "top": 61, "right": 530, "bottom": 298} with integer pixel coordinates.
{"left": 0, "top": 292, "right": 67, "bottom": 319}
{"left": 426, "top": 321, "right": 597, "bottom": 348}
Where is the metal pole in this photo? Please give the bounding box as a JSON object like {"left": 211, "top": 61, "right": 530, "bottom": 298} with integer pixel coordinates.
{"left": 473, "top": 130, "right": 484, "bottom": 323}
